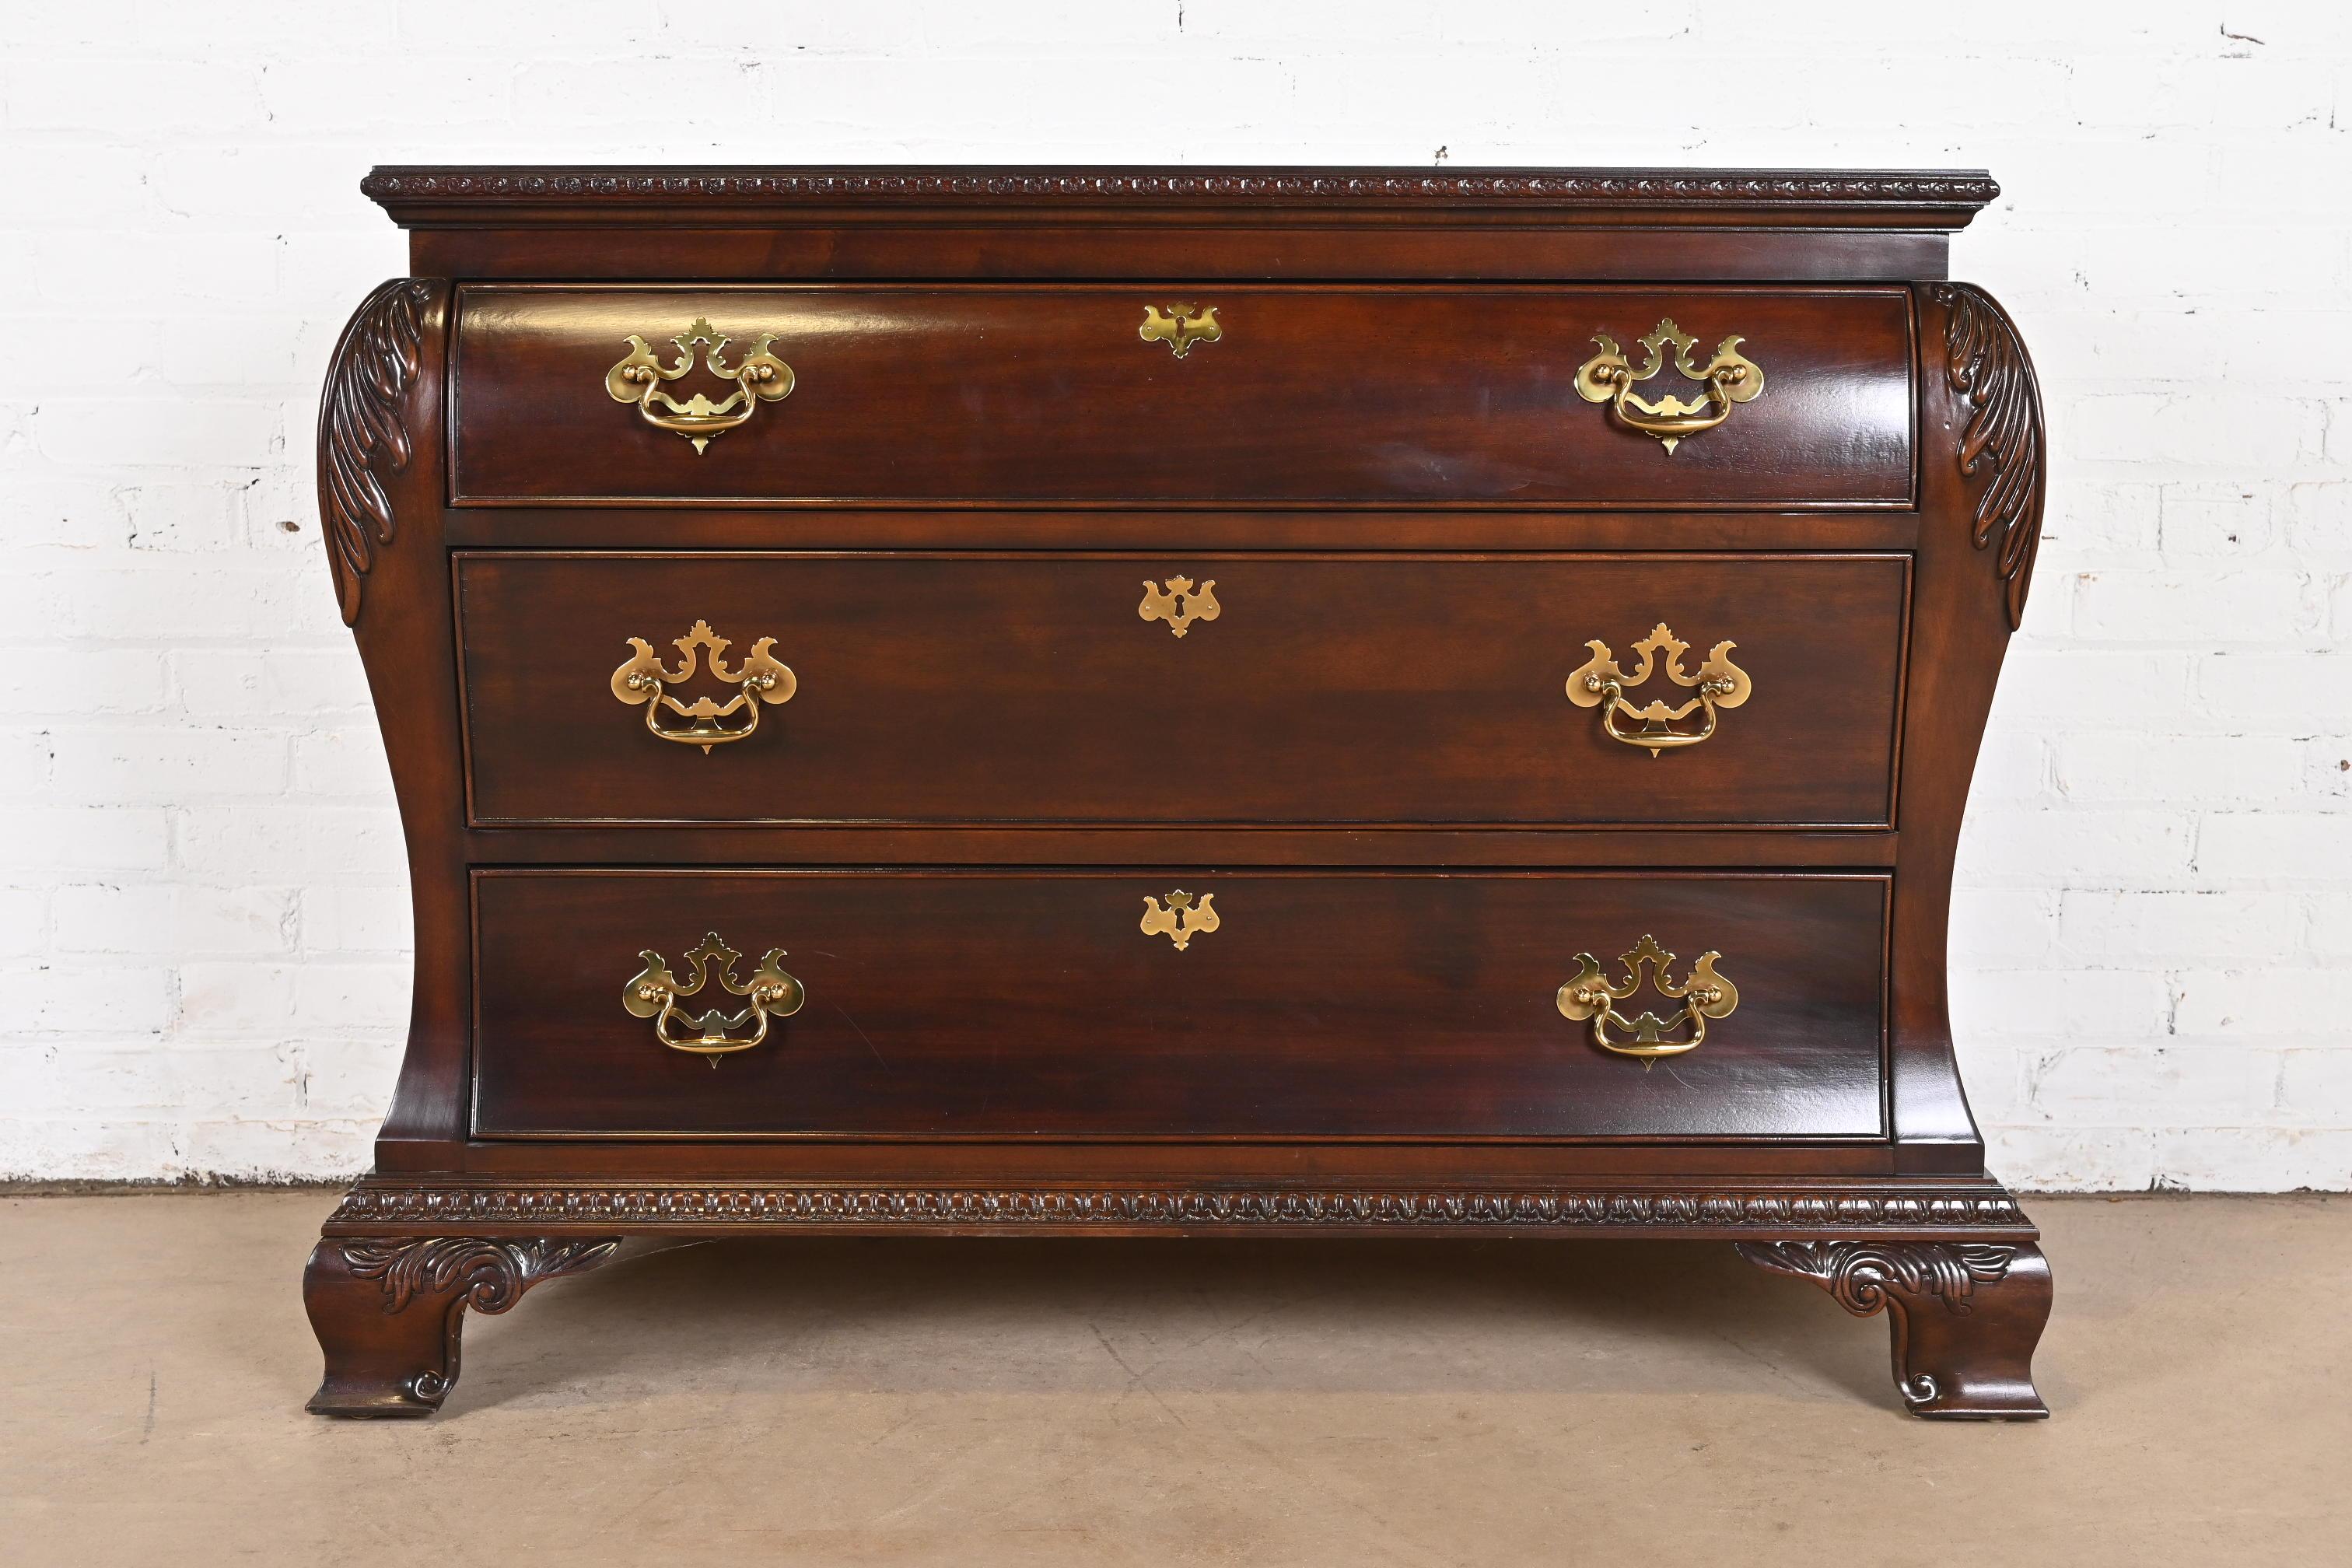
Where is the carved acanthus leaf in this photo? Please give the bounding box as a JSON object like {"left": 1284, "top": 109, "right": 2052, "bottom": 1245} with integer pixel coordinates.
{"left": 317, "top": 278, "right": 441, "bottom": 626}
{"left": 1736, "top": 1240, "right": 2018, "bottom": 1316}
{"left": 1933, "top": 282, "right": 2045, "bottom": 629}
{"left": 341, "top": 1237, "right": 619, "bottom": 1314}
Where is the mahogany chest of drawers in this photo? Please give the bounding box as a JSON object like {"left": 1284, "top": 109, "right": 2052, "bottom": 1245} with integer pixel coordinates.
{"left": 303, "top": 166, "right": 2051, "bottom": 1419}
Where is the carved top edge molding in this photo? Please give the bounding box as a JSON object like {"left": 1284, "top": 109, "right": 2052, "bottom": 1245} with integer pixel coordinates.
{"left": 363, "top": 166, "right": 1999, "bottom": 215}
{"left": 328, "top": 1182, "right": 2033, "bottom": 1234}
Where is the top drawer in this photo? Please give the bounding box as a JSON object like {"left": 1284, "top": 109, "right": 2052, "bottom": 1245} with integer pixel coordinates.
{"left": 450, "top": 285, "right": 1916, "bottom": 507}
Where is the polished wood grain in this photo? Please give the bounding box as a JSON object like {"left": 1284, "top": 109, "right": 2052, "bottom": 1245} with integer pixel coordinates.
{"left": 415, "top": 227, "right": 1960, "bottom": 285}
{"left": 453, "top": 551, "right": 1908, "bottom": 828}
{"left": 470, "top": 869, "right": 1890, "bottom": 1140}
{"left": 460, "top": 826, "right": 1901, "bottom": 870}
{"left": 439, "top": 505, "right": 1925, "bottom": 554}
{"left": 451, "top": 285, "right": 1915, "bottom": 506}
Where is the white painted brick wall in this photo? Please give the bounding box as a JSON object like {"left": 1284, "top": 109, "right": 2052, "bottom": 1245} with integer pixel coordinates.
{"left": 2, "top": 0, "right": 2348, "bottom": 1188}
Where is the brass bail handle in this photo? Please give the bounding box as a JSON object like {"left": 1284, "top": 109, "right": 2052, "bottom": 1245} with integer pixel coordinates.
{"left": 1574, "top": 317, "right": 1763, "bottom": 453}
{"left": 611, "top": 619, "right": 797, "bottom": 754}
{"left": 606, "top": 316, "right": 795, "bottom": 453}
{"left": 622, "top": 932, "right": 806, "bottom": 1064}
{"left": 1556, "top": 934, "right": 1738, "bottom": 1062}
{"left": 1565, "top": 622, "right": 1750, "bottom": 757}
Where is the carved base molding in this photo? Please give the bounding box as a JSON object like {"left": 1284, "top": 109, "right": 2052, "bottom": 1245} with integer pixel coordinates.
{"left": 1739, "top": 1239, "right": 2053, "bottom": 1419}
{"left": 303, "top": 1180, "right": 2044, "bottom": 1419}
{"left": 325, "top": 1178, "right": 2035, "bottom": 1237}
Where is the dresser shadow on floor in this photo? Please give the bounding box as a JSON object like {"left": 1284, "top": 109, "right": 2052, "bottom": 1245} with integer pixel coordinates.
{"left": 447, "top": 1234, "right": 1890, "bottom": 1414}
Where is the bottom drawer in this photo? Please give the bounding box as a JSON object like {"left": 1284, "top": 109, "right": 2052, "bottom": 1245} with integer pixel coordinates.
{"left": 471, "top": 870, "right": 1888, "bottom": 1140}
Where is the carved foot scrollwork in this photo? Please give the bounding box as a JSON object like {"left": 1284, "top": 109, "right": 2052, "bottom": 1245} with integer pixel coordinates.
{"left": 303, "top": 1235, "right": 620, "bottom": 1417}
{"left": 1737, "top": 1239, "right": 2052, "bottom": 1419}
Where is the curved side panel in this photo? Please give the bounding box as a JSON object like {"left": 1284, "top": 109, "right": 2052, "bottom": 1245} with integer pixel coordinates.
{"left": 317, "top": 278, "right": 464, "bottom": 1165}
{"left": 1891, "top": 283, "right": 2047, "bottom": 1170}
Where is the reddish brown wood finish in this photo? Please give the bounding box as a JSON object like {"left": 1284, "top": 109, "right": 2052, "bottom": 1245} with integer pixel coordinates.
{"left": 452, "top": 285, "right": 1914, "bottom": 506}
{"left": 454, "top": 551, "right": 1908, "bottom": 828}
{"left": 471, "top": 870, "right": 1891, "bottom": 1139}
{"left": 413, "top": 227, "right": 1958, "bottom": 285}
{"left": 440, "top": 504, "right": 1920, "bottom": 553}
{"left": 304, "top": 166, "right": 2049, "bottom": 1421}
{"left": 466, "top": 826, "right": 1898, "bottom": 870}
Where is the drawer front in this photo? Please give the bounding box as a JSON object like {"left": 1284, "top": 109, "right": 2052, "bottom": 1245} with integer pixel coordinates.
{"left": 451, "top": 285, "right": 1914, "bottom": 506}
{"left": 457, "top": 552, "right": 1906, "bottom": 828}
{"left": 473, "top": 870, "right": 1888, "bottom": 1139}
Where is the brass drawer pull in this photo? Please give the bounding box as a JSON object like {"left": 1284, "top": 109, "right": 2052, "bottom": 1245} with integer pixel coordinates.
{"left": 1139, "top": 575, "right": 1220, "bottom": 637}
{"left": 611, "top": 619, "right": 796, "bottom": 754}
{"left": 1141, "top": 890, "right": 1218, "bottom": 950}
{"left": 1566, "top": 621, "right": 1750, "bottom": 757}
{"left": 605, "top": 317, "right": 794, "bottom": 453}
{"left": 1575, "top": 317, "right": 1762, "bottom": 453}
{"left": 1139, "top": 303, "right": 1221, "bottom": 359}
{"left": 623, "top": 931, "right": 805, "bottom": 1062}
{"left": 1556, "top": 934, "right": 1738, "bottom": 1062}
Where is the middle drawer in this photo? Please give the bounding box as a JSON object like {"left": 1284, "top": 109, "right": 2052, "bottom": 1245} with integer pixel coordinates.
{"left": 457, "top": 551, "right": 1907, "bottom": 828}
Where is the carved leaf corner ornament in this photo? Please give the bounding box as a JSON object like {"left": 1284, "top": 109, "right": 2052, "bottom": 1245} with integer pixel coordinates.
{"left": 1736, "top": 1238, "right": 2044, "bottom": 1414}
{"left": 341, "top": 1236, "right": 619, "bottom": 1316}
{"left": 1737, "top": 1239, "right": 2017, "bottom": 1317}
{"left": 1933, "top": 282, "right": 2045, "bottom": 630}
{"left": 330, "top": 1236, "right": 620, "bottom": 1408}
{"left": 318, "top": 278, "right": 444, "bottom": 626}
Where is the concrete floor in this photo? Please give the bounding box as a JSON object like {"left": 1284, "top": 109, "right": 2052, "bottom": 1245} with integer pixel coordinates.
{"left": 2, "top": 1193, "right": 2343, "bottom": 1566}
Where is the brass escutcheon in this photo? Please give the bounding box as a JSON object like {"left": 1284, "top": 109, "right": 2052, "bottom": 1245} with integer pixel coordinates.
{"left": 1574, "top": 317, "right": 1762, "bottom": 453}
{"left": 606, "top": 317, "right": 794, "bottom": 453}
{"left": 622, "top": 931, "right": 806, "bottom": 1064}
{"left": 611, "top": 619, "right": 796, "bottom": 754}
{"left": 1141, "top": 890, "right": 1219, "bottom": 950}
{"left": 1556, "top": 934, "right": 1738, "bottom": 1062}
{"left": 1139, "top": 303, "right": 1222, "bottom": 359}
{"left": 1565, "top": 622, "right": 1751, "bottom": 757}
{"left": 1138, "top": 575, "right": 1220, "bottom": 637}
